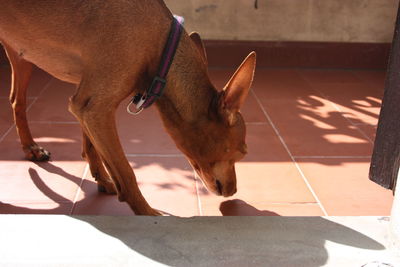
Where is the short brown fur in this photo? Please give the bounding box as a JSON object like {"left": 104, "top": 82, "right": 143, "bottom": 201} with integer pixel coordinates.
{"left": 0, "top": 0, "right": 256, "bottom": 215}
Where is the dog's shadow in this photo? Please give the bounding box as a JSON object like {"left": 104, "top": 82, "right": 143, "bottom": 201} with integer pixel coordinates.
{"left": 0, "top": 161, "right": 129, "bottom": 214}
{"left": 219, "top": 199, "right": 280, "bottom": 216}
{"left": 0, "top": 161, "right": 189, "bottom": 215}
{"left": 0, "top": 162, "right": 82, "bottom": 214}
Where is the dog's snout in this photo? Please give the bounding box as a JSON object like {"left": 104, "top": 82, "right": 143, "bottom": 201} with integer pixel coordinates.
{"left": 216, "top": 180, "right": 223, "bottom": 196}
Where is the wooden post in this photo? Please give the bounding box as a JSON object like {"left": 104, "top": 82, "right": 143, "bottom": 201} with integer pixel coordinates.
{"left": 369, "top": 3, "right": 400, "bottom": 193}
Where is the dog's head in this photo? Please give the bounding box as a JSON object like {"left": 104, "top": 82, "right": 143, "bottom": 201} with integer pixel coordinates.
{"left": 171, "top": 32, "right": 256, "bottom": 197}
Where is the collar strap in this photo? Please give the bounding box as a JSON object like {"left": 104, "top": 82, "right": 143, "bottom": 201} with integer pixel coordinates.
{"left": 128, "top": 15, "right": 184, "bottom": 114}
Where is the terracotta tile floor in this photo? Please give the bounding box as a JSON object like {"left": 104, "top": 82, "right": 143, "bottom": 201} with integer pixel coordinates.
{"left": 0, "top": 64, "right": 394, "bottom": 216}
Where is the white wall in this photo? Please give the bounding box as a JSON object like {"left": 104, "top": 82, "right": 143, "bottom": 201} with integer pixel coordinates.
{"left": 165, "top": 0, "right": 399, "bottom": 43}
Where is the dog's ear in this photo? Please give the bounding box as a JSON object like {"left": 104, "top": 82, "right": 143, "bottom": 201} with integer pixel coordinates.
{"left": 220, "top": 52, "right": 256, "bottom": 126}
{"left": 189, "top": 32, "right": 208, "bottom": 65}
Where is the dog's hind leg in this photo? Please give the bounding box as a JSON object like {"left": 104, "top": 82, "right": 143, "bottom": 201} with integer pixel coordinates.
{"left": 3, "top": 44, "right": 50, "bottom": 161}
{"left": 82, "top": 131, "right": 117, "bottom": 194}
{"left": 69, "top": 75, "right": 160, "bottom": 215}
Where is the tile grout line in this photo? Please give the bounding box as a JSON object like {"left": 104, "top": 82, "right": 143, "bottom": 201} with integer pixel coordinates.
{"left": 293, "top": 155, "right": 371, "bottom": 159}
{"left": 69, "top": 163, "right": 90, "bottom": 215}
{"left": 0, "top": 124, "right": 16, "bottom": 143}
{"left": 36, "top": 76, "right": 55, "bottom": 97}
{"left": 299, "top": 71, "right": 375, "bottom": 144}
{"left": 251, "top": 89, "right": 329, "bottom": 216}
{"left": 194, "top": 176, "right": 203, "bottom": 216}
{"left": 24, "top": 76, "right": 54, "bottom": 113}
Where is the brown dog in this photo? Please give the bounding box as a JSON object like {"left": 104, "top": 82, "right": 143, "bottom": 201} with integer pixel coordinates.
{"left": 0, "top": 1, "right": 256, "bottom": 215}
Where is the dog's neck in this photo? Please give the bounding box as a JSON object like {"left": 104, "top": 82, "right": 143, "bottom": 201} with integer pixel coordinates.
{"left": 155, "top": 32, "right": 216, "bottom": 125}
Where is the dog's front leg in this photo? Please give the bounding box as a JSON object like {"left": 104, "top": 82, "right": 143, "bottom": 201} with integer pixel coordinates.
{"left": 3, "top": 43, "right": 50, "bottom": 161}
{"left": 69, "top": 77, "right": 161, "bottom": 215}
{"left": 81, "top": 131, "right": 117, "bottom": 194}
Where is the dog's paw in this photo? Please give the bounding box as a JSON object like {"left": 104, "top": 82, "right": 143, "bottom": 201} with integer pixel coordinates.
{"left": 24, "top": 145, "right": 51, "bottom": 161}
{"left": 97, "top": 183, "right": 117, "bottom": 195}
{"left": 158, "top": 210, "right": 173, "bottom": 216}
{"left": 147, "top": 208, "right": 163, "bottom": 216}
{"left": 95, "top": 174, "right": 117, "bottom": 194}
{"left": 135, "top": 207, "right": 163, "bottom": 216}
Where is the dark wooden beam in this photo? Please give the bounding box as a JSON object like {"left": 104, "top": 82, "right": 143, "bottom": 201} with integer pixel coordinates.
{"left": 369, "top": 3, "right": 400, "bottom": 193}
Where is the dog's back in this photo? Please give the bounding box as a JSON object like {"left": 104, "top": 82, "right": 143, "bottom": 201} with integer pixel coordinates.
{"left": 0, "top": 0, "right": 171, "bottom": 84}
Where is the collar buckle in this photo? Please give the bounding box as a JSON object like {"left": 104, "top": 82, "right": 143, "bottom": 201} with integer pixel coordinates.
{"left": 126, "top": 15, "right": 184, "bottom": 115}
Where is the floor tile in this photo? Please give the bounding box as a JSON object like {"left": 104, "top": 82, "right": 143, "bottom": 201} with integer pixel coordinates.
{"left": 0, "top": 67, "right": 394, "bottom": 216}
{"left": 0, "top": 123, "right": 83, "bottom": 161}
{"left": 211, "top": 199, "right": 324, "bottom": 216}
{"left": 0, "top": 202, "right": 73, "bottom": 214}
{"left": 356, "top": 124, "right": 377, "bottom": 142}
{"left": 208, "top": 69, "right": 267, "bottom": 123}
{"left": 254, "top": 69, "right": 308, "bottom": 86}
{"left": 250, "top": 70, "right": 374, "bottom": 157}
{"left": 0, "top": 94, "right": 35, "bottom": 140}
{"left": 71, "top": 176, "right": 133, "bottom": 215}
{"left": 241, "top": 92, "right": 268, "bottom": 123}
{"left": 0, "top": 98, "right": 13, "bottom": 138}
{"left": 326, "top": 95, "right": 381, "bottom": 126}
{"left": 252, "top": 69, "right": 312, "bottom": 100}
{"left": 304, "top": 80, "right": 383, "bottom": 99}
{"left": 244, "top": 124, "right": 291, "bottom": 162}
{"left": 298, "top": 70, "right": 384, "bottom": 126}
{"left": 255, "top": 94, "right": 373, "bottom": 156}
{"left": 0, "top": 65, "right": 11, "bottom": 94}
{"left": 73, "top": 157, "right": 199, "bottom": 216}
{"left": 198, "top": 162, "right": 318, "bottom": 216}
{"left": 0, "top": 66, "right": 52, "bottom": 97}
{"left": 302, "top": 82, "right": 383, "bottom": 126}
{"left": 252, "top": 70, "right": 374, "bottom": 156}
{"left": 296, "top": 158, "right": 394, "bottom": 215}
{"left": 299, "top": 69, "right": 360, "bottom": 84}
{"left": 27, "top": 79, "right": 76, "bottom": 122}
{"left": 208, "top": 68, "right": 232, "bottom": 89}
{"left": 117, "top": 101, "right": 182, "bottom": 155}
{"left": 0, "top": 161, "right": 85, "bottom": 203}
{"left": 353, "top": 70, "right": 386, "bottom": 88}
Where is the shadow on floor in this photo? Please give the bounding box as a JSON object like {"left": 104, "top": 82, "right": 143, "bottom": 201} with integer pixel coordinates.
{"left": 75, "top": 215, "right": 385, "bottom": 266}
{"left": 220, "top": 199, "right": 280, "bottom": 216}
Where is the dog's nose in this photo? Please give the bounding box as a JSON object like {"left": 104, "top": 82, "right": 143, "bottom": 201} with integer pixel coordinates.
{"left": 215, "top": 179, "right": 237, "bottom": 197}
{"left": 216, "top": 180, "right": 223, "bottom": 196}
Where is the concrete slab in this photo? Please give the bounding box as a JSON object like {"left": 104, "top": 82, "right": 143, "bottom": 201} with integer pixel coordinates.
{"left": 0, "top": 216, "right": 398, "bottom": 266}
